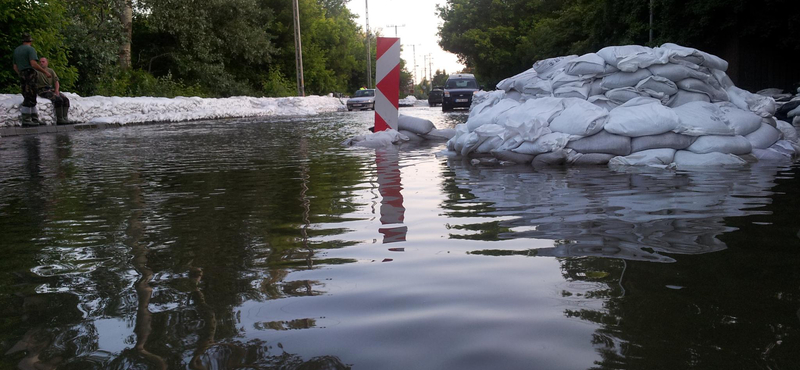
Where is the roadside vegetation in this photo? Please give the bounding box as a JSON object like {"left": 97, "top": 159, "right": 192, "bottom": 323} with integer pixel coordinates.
{"left": 1, "top": 0, "right": 415, "bottom": 98}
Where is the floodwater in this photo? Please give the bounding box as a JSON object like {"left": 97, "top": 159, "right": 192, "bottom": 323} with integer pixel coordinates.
{"left": 1, "top": 107, "right": 799, "bottom": 370}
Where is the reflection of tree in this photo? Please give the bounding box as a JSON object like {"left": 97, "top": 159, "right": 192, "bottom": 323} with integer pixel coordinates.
{"left": 2, "top": 122, "right": 368, "bottom": 367}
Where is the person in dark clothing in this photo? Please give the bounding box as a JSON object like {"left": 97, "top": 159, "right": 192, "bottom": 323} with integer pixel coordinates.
{"left": 36, "top": 57, "right": 76, "bottom": 125}
{"left": 12, "top": 33, "right": 51, "bottom": 127}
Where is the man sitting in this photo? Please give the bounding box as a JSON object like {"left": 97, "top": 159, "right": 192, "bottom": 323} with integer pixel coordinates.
{"left": 36, "top": 57, "right": 76, "bottom": 125}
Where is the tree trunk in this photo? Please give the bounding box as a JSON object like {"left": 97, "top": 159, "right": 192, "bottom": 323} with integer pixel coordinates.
{"left": 119, "top": 0, "right": 133, "bottom": 69}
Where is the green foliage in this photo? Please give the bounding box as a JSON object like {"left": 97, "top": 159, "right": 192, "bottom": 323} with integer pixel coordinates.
{"left": 0, "top": 0, "right": 414, "bottom": 98}
{"left": 437, "top": 0, "right": 800, "bottom": 88}
{"left": 262, "top": 68, "right": 295, "bottom": 97}
{"left": 432, "top": 69, "right": 448, "bottom": 87}
{"left": 1, "top": 0, "right": 75, "bottom": 92}
{"left": 94, "top": 68, "right": 207, "bottom": 98}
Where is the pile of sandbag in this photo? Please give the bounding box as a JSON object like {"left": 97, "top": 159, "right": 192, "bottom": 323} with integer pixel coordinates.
{"left": 447, "top": 43, "right": 800, "bottom": 168}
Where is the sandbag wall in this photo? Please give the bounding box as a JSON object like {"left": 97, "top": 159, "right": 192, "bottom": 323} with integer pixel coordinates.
{"left": 447, "top": 43, "right": 800, "bottom": 168}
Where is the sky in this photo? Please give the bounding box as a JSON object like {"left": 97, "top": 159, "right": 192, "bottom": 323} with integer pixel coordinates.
{"left": 345, "top": 0, "right": 466, "bottom": 84}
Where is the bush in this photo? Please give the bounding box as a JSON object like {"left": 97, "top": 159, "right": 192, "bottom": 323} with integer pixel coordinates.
{"left": 261, "top": 68, "right": 295, "bottom": 97}
{"left": 94, "top": 68, "right": 207, "bottom": 98}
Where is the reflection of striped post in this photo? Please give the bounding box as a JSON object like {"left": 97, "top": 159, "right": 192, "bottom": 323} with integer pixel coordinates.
{"left": 374, "top": 37, "right": 400, "bottom": 132}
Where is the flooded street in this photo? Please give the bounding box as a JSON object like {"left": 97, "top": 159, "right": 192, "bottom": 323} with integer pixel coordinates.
{"left": 1, "top": 107, "right": 799, "bottom": 369}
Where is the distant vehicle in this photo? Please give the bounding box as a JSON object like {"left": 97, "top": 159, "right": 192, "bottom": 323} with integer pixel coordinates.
{"left": 442, "top": 74, "right": 480, "bottom": 112}
{"left": 428, "top": 87, "right": 443, "bottom": 107}
{"left": 347, "top": 89, "right": 376, "bottom": 111}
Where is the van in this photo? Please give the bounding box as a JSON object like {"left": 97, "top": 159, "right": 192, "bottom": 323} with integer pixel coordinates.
{"left": 442, "top": 74, "right": 480, "bottom": 112}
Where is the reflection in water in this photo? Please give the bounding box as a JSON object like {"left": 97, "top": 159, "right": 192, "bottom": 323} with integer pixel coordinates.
{"left": 375, "top": 149, "right": 407, "bottom": 243}
{"left": 445, "top": 160, "right": 780, "bottom": 262}
{"left": 2, "top": 112, "right": 798, "bottom": 369}
{"left": 443, "top": 159, "right": 800, "bottom": 369}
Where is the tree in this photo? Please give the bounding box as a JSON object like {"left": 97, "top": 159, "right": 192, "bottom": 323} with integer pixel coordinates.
{"left": 432, "top": 69, "right": 448, "bottom": 87}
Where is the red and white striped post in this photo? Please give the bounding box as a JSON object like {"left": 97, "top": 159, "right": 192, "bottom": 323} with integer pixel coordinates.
{"left": 374, "top": 37, "right": 401, "bottom": 132}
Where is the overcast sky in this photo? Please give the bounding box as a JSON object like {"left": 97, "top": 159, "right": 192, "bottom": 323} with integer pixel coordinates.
{"left": 345, "top": 0, "right": 466, "bottom": 84}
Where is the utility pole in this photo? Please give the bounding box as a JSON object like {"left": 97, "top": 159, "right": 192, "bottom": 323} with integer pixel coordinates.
{"left": 386, "top": 24, "right": 405, "bottom": 37}
{"left": 292, "top": 0, "right": 305, "bottom": 96}
{"left": 365, "top": 0, "right": 372, "bottom": 88}
{"left": 428, "top": 54, "right": 433, "bottom": 91}
{"left": 412, "top": 45, "right": 417, "bottom": 86}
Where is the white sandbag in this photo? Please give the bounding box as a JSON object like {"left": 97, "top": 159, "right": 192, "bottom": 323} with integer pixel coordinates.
{"left": 589, "top": 79, "right": 604, "bottom": 96}
{"left": 601, "top": 69, "right": 653, "bottom": 90}
{"left": 668, "top": 89, "right": 711, "bottom": 107}
{"left": 467, "top": 98, "right": 520, "bottom": 131}
{"left": 502, "top": 113, "right": 551, "bottom": 145}
{"left": 567, "top": 152, "right": 615, "bottom": 165}
{"left": 449, "top": 124, "right": 469, "bottom": 152}
{"left": 596, "top": 45, "right": 653, "bottom": 67}
{"left": 398, "top": 114, "right": 435, "bottom": 135}
{"left": 497, "top": 68, "right": 538, "bottom": 92}
{"left": 674, "top": 151, "right": 747, "bottom": 168}
{"left": 565, "top": 53, "right": 617, "bottom": 76}
{"left": 648, "top": 63, "right": 711, "bottom": 82}
{"left": 588, "top": 96, "right": 620, "bottom": 111}
{"left": 505, "top": 90, "right": 523, "bottom": 102}
{"left": 551, "top": 70, "right": 594, "bottom": 90}
{"left": 727, "top": 86, "right": 777, "bottom": 118}
{"left": 788, "top": 104, "right": 800, "bottom": 118}
{"left": 617, "top": 48, "right": 671, "bottom": 72}
{"left": 459, "top": 132, "right": 484, "bottom": 156}
{"left": 676, "top": 78, "right": 728, "bottom": 102}
{"left": 514, "top": 97, "right": 566, "bottom": 124}
{"left": 605, "top": 87, "right": 650, "bottom": 104}
{"left": 604, "top": 97, "right": 680, "bottom": 137}
{"left": 343, "top": 129, "right": 409, "bottom": 148}
{"left": 469, "top": 90, "right": 506, "bottom": 118}
{"left": 522, "top": 79, "right": 553, "bottom": 97}
{"left": 474, "top": 136, "right": 504, "bottom": 154}
{"left": 398, "top": 129, "right": 425, "bottom": 141}
{"left": 636, "top": 76, "right": 678, "bottom": 97}
{"left": 566, "top": 131, "right": 631, "bottom": 156}
{"left": 609, "top": 148, "right": 676, "bottom": 167}
{"left": 660, "top": 43, "right": 729, "bottom": 71}
{"left": 687, "top": 135, "right": 752, "bottom": 155}
{"left": 533, "top": 55, "right": 578, "bottom": 79}
{"left": 776, "top": 120, "right": 798, "bottom": 143}
{"left": 751, "top": 140, "right": 796, "bottom": 162}
{"left": 422, "top": 128, "right": 456, "bottom": 141}
{"left": 631, "top": 132, "right": 697, "bottom": 152}
{"left": 554, "top": 82, "right": 591, "bottom": 99}
{"left": 745, "top": 122, "right": 781, "bottom": 149}
{"left": 532, "top": 150, "right": 570, "bottom": 167}
{"left": 491, "top": 149, "right": 535, "bottom": 164}
{"left": 549, "top": 98, "right": 609, "bottom": 136}
{"left": 512, "top": 132, "right": 575, "bottom": 155}
{"left": 715, "top": 102, "right": 762, "bottom": 136}
{"left": 672, "top": 101, "right": 734, "bottom": 136}
{"left": 710, "top": 69, "right": 735, "bottom": 90}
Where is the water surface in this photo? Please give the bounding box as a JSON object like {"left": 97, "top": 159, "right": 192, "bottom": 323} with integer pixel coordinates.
{"left": 1, "top": 107, "right": 799, "bottom": 369}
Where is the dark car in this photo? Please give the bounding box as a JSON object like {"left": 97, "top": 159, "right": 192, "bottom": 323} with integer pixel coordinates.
{"left": 442, "top": 74, "right": 480, "bottom": 112}
{"left": 428, "top": 87, "right": 443, "bottom": 107}
{"left": 347, "top": 89, "right": 376, "bottom": 111}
